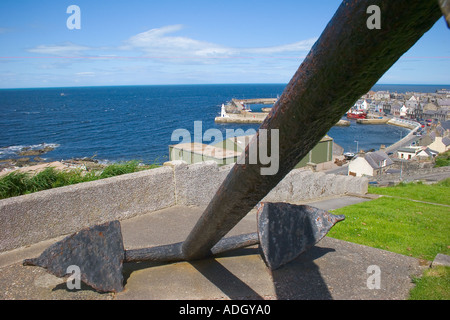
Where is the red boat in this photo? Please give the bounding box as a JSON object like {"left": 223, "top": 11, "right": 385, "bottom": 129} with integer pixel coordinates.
{"left": 346, "top": 111, "right": 367, "bottom": 119}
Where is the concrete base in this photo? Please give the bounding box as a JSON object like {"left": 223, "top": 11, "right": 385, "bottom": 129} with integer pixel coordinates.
{"left": 0, "top": 196, "right": 426, "bottom": 300}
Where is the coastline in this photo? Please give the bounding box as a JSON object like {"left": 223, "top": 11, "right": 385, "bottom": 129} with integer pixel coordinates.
{"left": 0, "top": 116, "right": 417, "bottom": 177}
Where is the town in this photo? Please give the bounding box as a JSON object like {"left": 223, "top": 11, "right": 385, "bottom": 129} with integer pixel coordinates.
{"left": 173, "top": 88, "right": 450, "bottom": 185}
{"left": 355, "top": 88, "right": 450, "bottom": 122}
{"left": 321, "top": 88, "right": 450, "bottom": 184}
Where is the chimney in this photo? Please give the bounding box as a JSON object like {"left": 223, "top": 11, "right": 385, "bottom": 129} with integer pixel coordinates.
{"left": 380, "top": 144, "right": 386, "bottom": 151}
{"left": 358, "top": 150, "right": 365, "bottom": 158}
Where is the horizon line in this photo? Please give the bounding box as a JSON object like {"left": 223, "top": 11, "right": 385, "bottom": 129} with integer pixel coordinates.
{"left": 1, "top": 83, "right": 450, "bottom": 90}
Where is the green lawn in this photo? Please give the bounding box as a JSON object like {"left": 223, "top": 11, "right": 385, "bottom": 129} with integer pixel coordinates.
{"left": 368, "top": 179, "right": 450, "bottom": 206}
{"left": 328, "top": 196, "right": 449, "bottom": 261}
{"left": 409, "top": 266, "right": 450, "bottom": 300}
{"left": 328, "top": 178, "right": 450, "bottom": 300}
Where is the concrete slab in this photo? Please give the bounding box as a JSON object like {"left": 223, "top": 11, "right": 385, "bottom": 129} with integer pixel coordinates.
{"left": 0, "top": 196, "right": 426, "bottom": 300}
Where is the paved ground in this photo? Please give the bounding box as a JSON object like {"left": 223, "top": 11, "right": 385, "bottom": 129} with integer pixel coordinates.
{"left": 0, "top": 195, "right": 428, "bottom": 300}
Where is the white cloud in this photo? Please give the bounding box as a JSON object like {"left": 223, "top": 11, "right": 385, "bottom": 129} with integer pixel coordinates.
{"left": 75, "top": 71, "right": 95, "bottom": 76}
{"left": 120, "top": 25, "right": 316, "bottom": 59}
{"left": 26, "top": 25, "right": 316, "bottom": 61}
{"left": 27, "top": 42, "right": 91, "bottom": 56}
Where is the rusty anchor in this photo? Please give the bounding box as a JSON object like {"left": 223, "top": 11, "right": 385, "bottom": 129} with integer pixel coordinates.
{"left": 24, "top": 203, "right": 344, "bottom": 293}
{"left": 23, "top": 0, "right": 444, "bottom": 293}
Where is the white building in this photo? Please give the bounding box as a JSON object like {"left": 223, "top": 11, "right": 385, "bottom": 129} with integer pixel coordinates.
{"left": 348, "top": 151, "right": 393, "bottom": 177}
{"left": 400, "top": 105, "right": 408, "bottom": 117}
{"left": 428, "top": 136, "right": 450, "bottom": 154}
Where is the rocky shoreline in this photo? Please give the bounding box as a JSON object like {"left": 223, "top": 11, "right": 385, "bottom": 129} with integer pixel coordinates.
{"left": 0, "top": 145, "right": 106, "bottom": 176}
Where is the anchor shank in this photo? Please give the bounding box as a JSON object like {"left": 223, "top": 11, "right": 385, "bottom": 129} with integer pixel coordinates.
{"left": 181, "top": 0, "right": 442, "bottom": 260}
{"left": 124, "top": 233, "right": 260, "bottom": 263}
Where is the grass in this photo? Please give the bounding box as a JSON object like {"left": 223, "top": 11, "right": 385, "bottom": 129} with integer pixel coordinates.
{"left": 328, "top": 178, "right": 450, "bottom": 299}
{"left": 0, "top": 160, "right": 159, "bottom": 199}
{"left": 368, "top": 178, "right": 450, "bottom": 206}
{"left": 409, "top": 266, "right": 450, "bottom": 300}
{"left": 328, "top": 197, "right": 449, "bottom": 261}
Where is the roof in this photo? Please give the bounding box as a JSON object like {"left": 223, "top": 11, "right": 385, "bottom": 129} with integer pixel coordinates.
{"left": 363, "top": 151, "right": 394, "bottom": 169}
{"left": 397, "top": 148, "right": 418, "bottom": 153}
{"left": 443, "top": 137, "right": 450, "bottom": 146}
{"left": 437, "top": 99, "right": 450, "bottom": 107}
{"left": 441, "top": 120, "right": 450, "bottom": 131}
{"left": 170, "top": 142, "right": 240, "bottom": 160}
{"left": 417, "top": 148, "right": 439, "bottom": 157}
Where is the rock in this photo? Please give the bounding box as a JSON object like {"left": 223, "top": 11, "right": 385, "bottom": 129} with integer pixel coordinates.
{"left": 432, "top": 254, "right": 450, "bottom": 268}
{"left": 14, "top": 158, "right": 31, "bottom": 166}
{"left": 18, "top": 146, "right": 54, "bottom": 156}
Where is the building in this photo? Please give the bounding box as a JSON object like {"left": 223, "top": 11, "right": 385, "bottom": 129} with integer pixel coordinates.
{"left": 397, "top": 147, "right": 418, "bottom": 160}
{"left": 169, "top": 134, "right": 337, "bottom": 170}
{"left": 168, "top": 142, "right": 240, "bottom": 166}
{"left": 348, "top": 150, "right": 393, "bottom": 177}
{"left": 428, "top": 136, "right": 450, "bottom": 154}
{"left": 415, "top": 147, "right": 439, "bottom": 159}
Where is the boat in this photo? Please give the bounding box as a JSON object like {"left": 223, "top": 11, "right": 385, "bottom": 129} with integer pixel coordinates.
{"left": 346, "top": 111, "right": 367, "bottom": 119}
{"left": 344, "top": 152, "right": 355, "bottom": 160}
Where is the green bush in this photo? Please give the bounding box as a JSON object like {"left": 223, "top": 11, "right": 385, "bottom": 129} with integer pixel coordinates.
{"left": 434, "top": 150, "right": 450, "bottom": 168}
{"left": 0, "top": 161, "right": 159, "bottom": 199}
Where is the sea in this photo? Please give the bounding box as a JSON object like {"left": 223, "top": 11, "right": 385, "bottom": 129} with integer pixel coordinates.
{"left": 1, "top": 84, "right": 449, "bottom": 165}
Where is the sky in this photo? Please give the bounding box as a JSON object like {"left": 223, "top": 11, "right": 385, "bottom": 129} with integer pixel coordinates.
{"left": 0, "top": 0, "right": 449, "bottom": 88}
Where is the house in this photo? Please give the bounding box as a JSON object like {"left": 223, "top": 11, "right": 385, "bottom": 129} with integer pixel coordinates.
{"left": 397, "top": 147, "right": 418, "bottom": 160}
{"left": 382, "top": 102, "right": 391, "bottom": 115}
{"left": 406, "top": 95, "right": 419, "bottom": 109}
{"left": 440, "top": 120, "right": 450, "bottom": 136}
{"left": 397, "top": 146, "right": 438, "bottom": 160}
{"left": 437, "top": 99, "right": 450, "bottom": 109}
{"left": 400, "top": 105, "right": 408, "bottom": 118}
{"left": 348, "top": 150, "right": 393, "bottom": 177}
{"left": 214, "top": 134, "right": 336, "bottom": 170}
{"left": 170, "top": 134, "right": 337, "bottom": 170}
{"left": 415, "top": 147, "right": 439, "bottom": 159}
{"left": 428, "top": 136, "right": 450, "bottom": 154}
{"left": 390, "top": 101, "right": 403, "bottom": 116}
{"left": 168, "top": 142, "right": 240, "bottom": 166}
{"left": 374, "top": 91, "right": 390, "bottom": 100}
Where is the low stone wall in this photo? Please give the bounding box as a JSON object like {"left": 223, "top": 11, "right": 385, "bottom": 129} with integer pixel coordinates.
{"left": 0, "top": 161, "right": 368, "bottom": 253}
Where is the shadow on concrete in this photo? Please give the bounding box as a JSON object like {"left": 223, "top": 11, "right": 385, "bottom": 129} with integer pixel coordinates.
{"left": 120, "top": 245, "right": 335, "bottom": 300}
{"left": 189, "top": 258, "right": 264, "bottom": 300}
{"left": 271, "top": 246, "right": 335, "bottom": 300}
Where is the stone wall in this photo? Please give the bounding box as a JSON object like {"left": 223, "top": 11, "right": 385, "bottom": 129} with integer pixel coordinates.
{"left": 0, "top": 161, "right": 368, "bottom": 252}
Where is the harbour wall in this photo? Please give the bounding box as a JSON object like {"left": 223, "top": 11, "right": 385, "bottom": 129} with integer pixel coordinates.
{"left": 0, "top": 161, "right": 368, "bottom": 253}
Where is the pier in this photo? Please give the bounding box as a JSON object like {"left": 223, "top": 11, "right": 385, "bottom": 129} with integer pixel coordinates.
{"left": 216, "top": 98, "right": 350, "bottom": 126}
{"left": 356, "top": 118, "right": 389, "bottom": 125}
{"left": 215, "top": 98, "right": 275, "bottom": 124}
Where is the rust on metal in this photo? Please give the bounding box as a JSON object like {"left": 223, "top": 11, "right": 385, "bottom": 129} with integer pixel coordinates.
{"left": 438, "top": 0, "right": 450, "bottom": 27}
{"left": 23, "top": 0, "right": 445, "bottom": 293}
{"left": 181, "top": 0, "right": 443, "bottom": 261}
{"left": 257, "top": 203, "right": 344, "bottom": 270}
{"left": 24, "top": 221, "right": 125, "bottom": 293}
{"left": 124, "top": 233, "right": 259, "bottom": 263}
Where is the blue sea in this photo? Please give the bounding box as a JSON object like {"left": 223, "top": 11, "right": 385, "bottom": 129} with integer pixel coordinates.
{"left": 1, "top": 84, "right": 449, "bottom": 164}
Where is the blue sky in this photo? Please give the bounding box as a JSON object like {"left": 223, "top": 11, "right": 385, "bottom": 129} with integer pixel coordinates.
{"left": 0, "top": 0, "right": 449, "bottom": 88}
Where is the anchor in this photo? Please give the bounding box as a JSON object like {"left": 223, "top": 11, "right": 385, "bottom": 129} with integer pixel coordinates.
{"left": 23, "top": 0, "right": 445, "bottom": 293}
{"left": 24, "top": 203, "right": 344, "bottom": 293}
